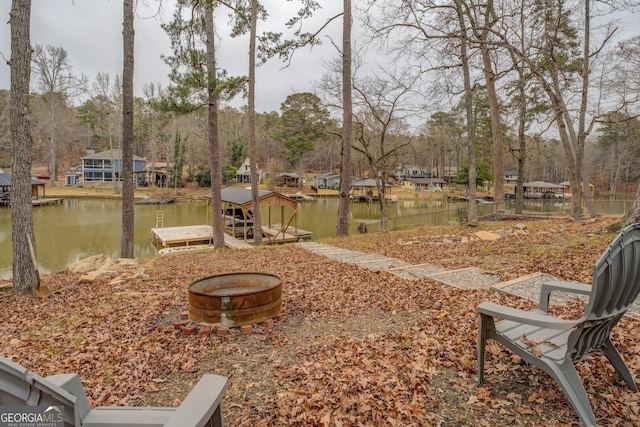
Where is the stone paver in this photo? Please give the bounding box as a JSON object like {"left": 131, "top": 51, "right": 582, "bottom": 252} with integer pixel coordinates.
{"left": 298, "top": 242, "right": 640, "bottom": 318}
{"left": 298, "top": 242, "right": 497, "bottom": 289}
{"left": 385, "top": 264, "right": 448, "bottom": 280}
{"left": 356, "top": 258, "right": 414, "bottom": 272}
{"left": 427, "top": 267, "right": 501, "bottom": 290}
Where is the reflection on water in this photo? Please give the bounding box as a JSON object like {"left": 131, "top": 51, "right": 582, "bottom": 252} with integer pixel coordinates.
{"left": 0, "top": 196, "right": 633, "bottom": 278}
{"left": 0, "top": 199, "right": 209, "bottom": 279}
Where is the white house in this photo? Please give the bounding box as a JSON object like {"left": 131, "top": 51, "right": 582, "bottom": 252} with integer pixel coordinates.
{"left": 394, "top": 164, "right": 431, "bottom": 181}
{"left": 311, "top": 172, "right": 341, "bottom": 189}
{"left": 235, "top": 158, "right": 264, "bottom": 184}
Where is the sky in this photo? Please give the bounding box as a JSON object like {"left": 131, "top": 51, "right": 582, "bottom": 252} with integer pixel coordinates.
{"left": 1, "top": 2, "right": 639, "bottom": 117}
{"left": 0, "top": 0, "right": 345, "bottom": 113}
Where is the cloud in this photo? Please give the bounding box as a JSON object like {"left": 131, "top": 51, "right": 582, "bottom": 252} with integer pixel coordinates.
{"left": 0, "top": 0, "right": 343, "bottom": 113}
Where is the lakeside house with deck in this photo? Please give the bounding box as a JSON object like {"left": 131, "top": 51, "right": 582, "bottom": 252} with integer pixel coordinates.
{"left": 80, "top": 149, "right": 146, "bottom": 186}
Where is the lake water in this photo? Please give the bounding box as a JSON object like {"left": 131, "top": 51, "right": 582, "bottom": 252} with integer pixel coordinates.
{"left": 0, "top": 196, "right": 634, "bottom": 278}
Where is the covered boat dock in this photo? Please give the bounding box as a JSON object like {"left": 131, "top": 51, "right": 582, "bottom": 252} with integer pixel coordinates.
{"left": 0, "top": 173, "right": 62, "bottom": 207}
{"left": 151, "top": 187, "right": 310, "bottom": 250}
{"left": 214, "top": 187, "right": 308, "bottom": 244}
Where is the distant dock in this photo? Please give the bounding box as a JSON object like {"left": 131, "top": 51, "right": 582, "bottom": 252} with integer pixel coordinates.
{"left": 32, "top": 198, "right": 63, "bottom": 206}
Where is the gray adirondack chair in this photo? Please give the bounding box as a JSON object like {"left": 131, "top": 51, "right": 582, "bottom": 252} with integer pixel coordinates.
{"left": 0, "top": 355, "right": 227, "bottom": 427}
{"left": 477, "top": 223, "right": 640, "bottom": 427}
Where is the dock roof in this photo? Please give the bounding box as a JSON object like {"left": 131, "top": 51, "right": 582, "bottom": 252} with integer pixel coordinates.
{"left": 0, "top": 173, "right": 45, "bottom": 186}
{"left": 207, "top": 187, "right": 297, "bottom": 207}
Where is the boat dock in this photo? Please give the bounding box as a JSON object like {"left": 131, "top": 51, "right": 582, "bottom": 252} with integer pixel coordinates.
{"left": 151, "top": 225, "right": 253, "bottom": 249}
{"left": 33, "top": 198, "right": 64, "bottom": 206}
{"left": 151, "top": 223, "right": 312, "bottom": 250}
{"left": 0, "top": 198, "right": 63, "bottom": 207}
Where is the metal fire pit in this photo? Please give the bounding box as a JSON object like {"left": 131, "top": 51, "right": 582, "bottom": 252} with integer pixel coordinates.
{"left": 188, "top": 272, "right": 282, "bottom": 326}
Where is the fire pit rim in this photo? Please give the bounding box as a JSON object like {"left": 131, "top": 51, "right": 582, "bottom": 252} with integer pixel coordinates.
{"left": 188, "top": 271, "right": 282, "bottom": 297}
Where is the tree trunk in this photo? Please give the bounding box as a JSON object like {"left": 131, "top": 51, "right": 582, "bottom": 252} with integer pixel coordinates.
{"left": 336, "top": 0, "right": 353, "bottom": 237}
{"left": 377, "top": 180, "right": 389, "bottom": 233}
{"left": 616, "top": 180, "right": 640, "bottom": 231}
{"left": 120, "top": 0, "right": 135, "bottom": 258}
{"left": 478, "top": 0, "right": 504, "bottom": 212}
{"left": 456, "top": 0, "right": 477, "bottom": 224}
{"left": 10, "top": 0, "right": 38, "bottom": 292}
{"left": 515, "top": 58, "right": 526, "bottom": 214}
{"left": 49, "top": 95, "right": 57, "bottom": 187}
{"left": 550, "top": 91, "right": 583, "bottom": 219}
{"left": 248, "top": 0, "right": 262, "bottom": 245}
{"left": 205, "top": 6, "right": 225, "bottom": 249}
{"left": 578, "top": 0, "right": 595, "bottom": 217}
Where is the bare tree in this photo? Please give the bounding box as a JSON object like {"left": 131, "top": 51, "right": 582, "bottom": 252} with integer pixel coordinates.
{"left": 336, "top": 0, "right": 353, "bottom": 236}
{"left": 455, "top": 0, "right": 478, "bottom": 224}
{"left": 494, "top": 0, "right": 616, "bottom": 219}
{"left": 463, "top": 0, "right": 505, "bottom": 210}
{"left": 121, "top": 0, "right": 135, "bottom": 258}
{"left": 9, "top": 0, "right": 38, "bottom": 292}
{"left": 32, "top": 44, "right": 86, "bottom": 186}
{"left": 351, "top": 68, "right": 418, "bottom": 232}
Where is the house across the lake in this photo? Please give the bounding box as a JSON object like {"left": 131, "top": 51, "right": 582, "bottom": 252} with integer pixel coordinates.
{"left": 235, "top": 158, "right": 263, "bottom": 184}
{"left": 274, "top": 173, "right": 300, "bottom": 187}
{"left": 401, "top": 177, "right": 447, "bottom": 192}
{"left": 80, "top": 149, "right": 146, "bottom": 186}
{"left": 311, "top": 172, "right": 341, "bottom": 190}
{"left": 394, "top": 164, "right": 431, "bottom": 181}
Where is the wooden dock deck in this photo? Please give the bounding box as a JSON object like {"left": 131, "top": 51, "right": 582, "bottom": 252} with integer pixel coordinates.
{"left": 0, "top": 198, "right": 63, "bottom": 207}
{"left": 151, "top": 225, "right": 253, "bottom": 249}
{"left": 33, "top": 198, "right": 63, "bottom": 206}
{"left": 269, "top": 224, "right": 313, "bottom": 241}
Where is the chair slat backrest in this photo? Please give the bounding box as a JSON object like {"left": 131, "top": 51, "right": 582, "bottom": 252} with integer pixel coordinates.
{"left": 30, "top": 374, "right": 80, "bottom": 427}
{"left": 589, "top": 223, "right": 640, "bottom": 319}
{"left": 0, "top": 356, "right": 35, "bottom": 405}
{"left": 0, "top": 357, "right": 81, "bottom": 427}
{"left": 568, "top": 224, "right": 640, "bottom": 361}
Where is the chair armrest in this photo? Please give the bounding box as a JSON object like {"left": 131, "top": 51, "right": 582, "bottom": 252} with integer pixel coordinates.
{"left": 477, "top": 302, "right": 576, "bottom": 330}
{"left": 539, "top": 280, "right": 591, "bottom": 312}
{"left": 163, "top": 374, "right": 228, "bottom": 427}
{"left": 46, "top": 373, "right": 92, "bottom": 421}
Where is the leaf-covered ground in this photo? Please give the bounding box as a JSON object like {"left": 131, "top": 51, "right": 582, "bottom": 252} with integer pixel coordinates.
{"left": 2, "top": 216, "right": 640, "bottom": 426}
